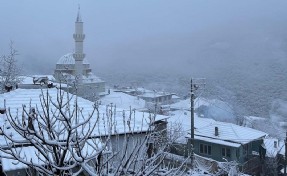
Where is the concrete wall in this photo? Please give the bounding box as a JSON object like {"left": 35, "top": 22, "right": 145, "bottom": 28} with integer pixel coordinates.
{"left": 76, "top": 82, "right": 105, "bottom": 100}
{"left": 104, "top": 121, "right": 167, "bottom": 171}
{"left": 17, "top": 84, "right": 48, "bottom": 89}
{"left": 109, "top": 133, "right": 148, "bottom": 170}
{"left": 61, "top": 81, "right": 106, "bottom": 101}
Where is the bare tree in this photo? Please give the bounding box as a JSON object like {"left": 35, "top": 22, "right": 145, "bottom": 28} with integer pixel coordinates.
{"left": 0, "top": 88, "right": 104, "bottom": 175}
{"left": 100, "top": 105, "right": 189, "bottom": 176}
{"left": 0, "top": 41, "right": 21, "bottom": 92}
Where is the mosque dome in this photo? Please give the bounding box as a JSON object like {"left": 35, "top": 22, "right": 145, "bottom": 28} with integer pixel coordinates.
{"left": 56, "top": 53, "right": 89, "bottom": 65}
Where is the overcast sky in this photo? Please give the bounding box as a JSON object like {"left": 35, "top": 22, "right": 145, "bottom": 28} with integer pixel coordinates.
{"left": 1, "top": 0, "right": 287, "bottom": 77}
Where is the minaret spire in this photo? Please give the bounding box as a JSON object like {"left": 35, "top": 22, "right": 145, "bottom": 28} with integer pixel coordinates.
{"left": 76, "top": 4, "right": 82, "bottom": 22}
{"left": 73, "top": 5, "right": 85, "bottom": 83}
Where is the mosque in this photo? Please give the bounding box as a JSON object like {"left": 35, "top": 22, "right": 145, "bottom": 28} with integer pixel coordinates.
{"left": 53, "top": 7, "right": 105, "bottom": 98}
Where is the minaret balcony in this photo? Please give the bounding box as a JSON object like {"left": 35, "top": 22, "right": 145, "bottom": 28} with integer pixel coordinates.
{"left": 73, "top": 53, "right": 85, "bottom": 60}
{"left": 73, "top": 34, "right": 85, "bottom": 41}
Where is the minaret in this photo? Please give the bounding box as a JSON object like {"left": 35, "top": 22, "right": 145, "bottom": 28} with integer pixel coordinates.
{"left": 73, "top": 6, "right": 85, "bottom": 83}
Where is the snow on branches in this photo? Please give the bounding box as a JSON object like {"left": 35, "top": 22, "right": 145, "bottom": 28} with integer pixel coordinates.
{"left": 0, "top": 88, "right": 188, "bottom": 175}
{"left": 0, "top": 88, "right": 103, "bottom": 175}
{"left": 0, "top": 41, "right": 21, "bottom": 93}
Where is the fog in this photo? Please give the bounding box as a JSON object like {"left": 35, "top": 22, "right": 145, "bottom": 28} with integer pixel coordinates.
{"left": 1, "top": 0, "right": 287, "bottom": 118}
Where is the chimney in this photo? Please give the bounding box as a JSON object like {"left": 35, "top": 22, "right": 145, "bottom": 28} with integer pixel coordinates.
{"left": 274, "top": 141, "right": 277, "bottom": 148}
{"left": 215, "top": 127, "right": 219, "bottom": 136}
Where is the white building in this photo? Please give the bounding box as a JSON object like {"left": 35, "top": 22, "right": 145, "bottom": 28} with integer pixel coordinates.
{"left": 54, "top": 7, "right": 105, "bottom": 98}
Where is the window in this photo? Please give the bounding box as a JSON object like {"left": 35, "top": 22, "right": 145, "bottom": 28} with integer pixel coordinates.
{"left": 227, "top": 148, "right": 231, "bottom": 157}
{"left": 199, "top": 144, "right": 211, "bottom": 155}
{"left": 207, "top": 145, "right": 211, "bottom": 155}
{"left": 222, "top": 147, "right": 231, "bottom": 157}
{"left": 236, "top": 149, "right": 239, "bottom": 158}
{"left": 200, "top": 144, "right": 203, "bottom": 153}
{"left": 243, "top": 144, "right": 248, "bottom": 155}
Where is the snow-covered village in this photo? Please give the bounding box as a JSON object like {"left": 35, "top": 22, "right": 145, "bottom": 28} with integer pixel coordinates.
{"left": 1, "top": 1, "right": 287, "bottom": 176}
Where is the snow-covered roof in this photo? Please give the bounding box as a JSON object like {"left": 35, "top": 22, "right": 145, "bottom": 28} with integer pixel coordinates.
{"left": 195, "top": 122, "right": 267, "bottom": 144}
{"left": 0, "top": 88, "right": 168, "bottom": 172}
{"left": 168, "top": 110, "right": 267, "bottom": 146}
{"left": 242, "top": 116, "right": 266, "bottom": 128}
{"left": 0, "top": 146, "right": 45, "bottom": 172}
{"left": 170, "top": 98, "right": 210, "bottom": 110}
{"left": 171, "top": 95, "right": 180, "bottom": 99}
{"left": 195, "top": 121, "right": 267, "bottom": 145}
{"left": 119, "top": 87, "right": 173, "bottom": 98}
{"left": 100, "top": 89, "right": 145, "bottom": 110}
{"left": 56, "top": 53, "right": 89, "bottom": 65}
{"left": 19, "top": 75, "right": 56, "bottom": 85}
{"left": 263, "top": 138, "right": 284, "bottom": 157}
{"left": 195, "top": 135, "right": 241, "bottom": 148}
{"left": 139, "top": 90, "right": 173, "bottom": 98}
{"left": 169, "top": 110, "right": 216, "bottom": 132}
{"left": 168, "top": 110, "right": 216, "bottom": 143}
{"left": 0, "top": 139, "right": 102, "bottom": 172}
{"left": 0, "top": 88, "right": 167, "bottom": 146}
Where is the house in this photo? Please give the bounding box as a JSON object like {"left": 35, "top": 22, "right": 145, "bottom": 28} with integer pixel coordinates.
{"left": 193, "top": 121, "right": 267, "bottom": 164}
{"left": 0, "top": 87, "right": 168, "bottom": 175}
{"left": 136, "top": 88, "right": 173, "bottom": 106}
{"left": 167, "top": 110, "right": 267, "bottom": 174}
{"left": 100, "top": 89, "right": 145, "bottom": 110}
{"left": 116, "top": 87, "right": 176, "bottom": 111}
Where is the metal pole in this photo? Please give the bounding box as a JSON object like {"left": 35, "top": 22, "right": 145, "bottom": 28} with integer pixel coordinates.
{"left": 190, "top": 78, "right": 195, "bottom": 167}
{"left": 284, "top": 132, "right": 287, "bottom": 175}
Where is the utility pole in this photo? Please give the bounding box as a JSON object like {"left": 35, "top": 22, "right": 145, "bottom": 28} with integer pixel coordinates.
{"left": 285, "top": 132, "right": 287, "bottom": 175}
{"left": 190, "top": 78, "right": 195, "bottom": 167}
{"left": 187, "top": 78, "right": 205, "bottom": 168}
